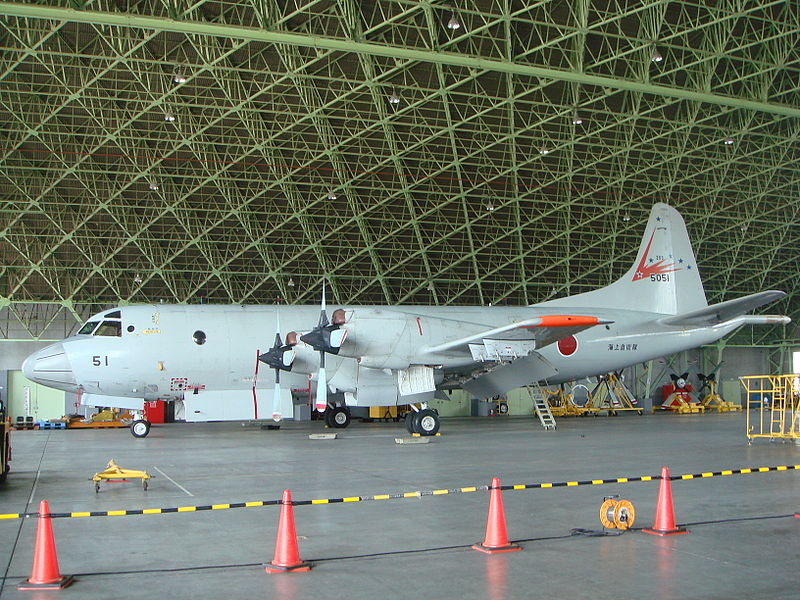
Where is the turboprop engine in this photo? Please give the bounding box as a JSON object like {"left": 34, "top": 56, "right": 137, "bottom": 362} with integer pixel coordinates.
{"left": 328, "top": 308, "right": 421, "bottom": 370}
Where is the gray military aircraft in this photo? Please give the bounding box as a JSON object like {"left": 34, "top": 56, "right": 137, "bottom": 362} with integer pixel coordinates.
{"left": 23, "top": 203, "right": 789, "bottom": 437}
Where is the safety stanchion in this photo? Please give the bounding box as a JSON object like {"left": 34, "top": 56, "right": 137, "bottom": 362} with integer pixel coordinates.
{"left": 472, "top": 477, "right": 521, "bottom": 554}
{"left": 642, "top": 467, "right": 688, "bottom": 536}
{"left": 17, "top": 500, "right": 74, "bottom": 590}
{"left": 265, "top": 489, "right": 311, "bottom": 573}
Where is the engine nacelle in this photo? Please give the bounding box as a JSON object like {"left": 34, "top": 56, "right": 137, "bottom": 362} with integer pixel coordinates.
{"left": 336, "top": 309, "right": 418, "bottom": 369}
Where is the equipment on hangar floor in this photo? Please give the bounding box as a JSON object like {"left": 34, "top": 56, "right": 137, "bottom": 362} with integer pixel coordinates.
{"left": 586, "top": 373, "right": 642, "bottom": 416}
{"left": 698, "top": 367, "right": 741, "bottom": 412}
{"left": 527, "top": 384, "right": 557, "bottom": 430}
{"left": 543, "top": 384, "right": 587, "bottom": 417}
{"left": 599, "top": 496, "right": 636, "bottom": 530}
{"left": 741, "top": 374, "right": 800, "bottom": 443}
{"left": 92, "top": 459, "right": 151, "bottom": 492}
{"left": 655, "top": 372, "right": 704, "bottom": 413}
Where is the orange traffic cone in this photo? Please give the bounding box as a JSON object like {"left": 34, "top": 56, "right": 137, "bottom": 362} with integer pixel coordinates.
{"left": 472, "top": 477, "right": 521, "bottom": 554}
{"left": 265, "top": 489, "right": 311, "bottom": 573}
{"left": 17, "top": 500, "right": 74, "bottom": 590}
{"left": 643, "top": 467, "right": 688, "bottom": 536}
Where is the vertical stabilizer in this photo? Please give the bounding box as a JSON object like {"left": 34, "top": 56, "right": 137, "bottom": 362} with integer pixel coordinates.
{"left": 541, "top": 203, "right": 707, "bottom": 315}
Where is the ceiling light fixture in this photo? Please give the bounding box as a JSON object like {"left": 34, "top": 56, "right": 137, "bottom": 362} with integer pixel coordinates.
{"left": 388, "top": 90, "right": 401, "bottom": 105}
{"left": 173, "top": 72, "right": 187, "bottom": 84}
{"left": 724, "top": 136, "right": 735, "bottom": 145}
{"left": 148, "top": 181, "right": 159, "bottom": 191}
{"left": 288, "top": 277, "right": 295, "bottom": 287}
{"left": 623, "top": 212, "right": 631, "bottom": 222}
{"left": 572, "top": 110, "right": 583, "bottom": 125}
{"left": 651, "top": 48, "right": 663, "bottom": 63}
{"left": 164, "top": 112, "right": 175, "bottom": 122}
{"left": 133, "top": 273, "right": 143, "bottom": 284}
{"left": 447, "top": 13, "right": 461, "bottom": 30}
{"left": 327, "top": 191, "right": 337, "bottom": 200}
{"left": 539, "top": 145, "right": 550, "bottom": 155}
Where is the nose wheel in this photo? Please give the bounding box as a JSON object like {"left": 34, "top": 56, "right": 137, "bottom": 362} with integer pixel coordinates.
{"left": 130, "top": 419, "right": 151, "bottom": 438}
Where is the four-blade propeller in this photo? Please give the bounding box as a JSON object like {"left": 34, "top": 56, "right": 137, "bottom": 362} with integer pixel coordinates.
{"left": 257, "top": 311, "right": 297, "bottom": 422}
{"left": 299, "top": 285, "right": 347, "bottom": 412}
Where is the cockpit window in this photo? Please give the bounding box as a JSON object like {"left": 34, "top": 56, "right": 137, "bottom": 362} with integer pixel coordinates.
{"left": 104, "top": 310, "right": 121, "bottom": 319}
{"left": 78, "top": 321, "right": 100, "bottom": 335}
{"left": 95, "top": 321, "right": 122, "bottom": 337}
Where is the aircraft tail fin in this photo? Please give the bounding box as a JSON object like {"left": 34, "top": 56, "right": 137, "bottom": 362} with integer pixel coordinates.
{"left": 541, "top": 203, "right": 707, "bottom": 315}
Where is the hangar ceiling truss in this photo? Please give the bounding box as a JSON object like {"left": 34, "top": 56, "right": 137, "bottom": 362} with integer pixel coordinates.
{"left": 0, "top": 1, "right": 797, "bottom": 343}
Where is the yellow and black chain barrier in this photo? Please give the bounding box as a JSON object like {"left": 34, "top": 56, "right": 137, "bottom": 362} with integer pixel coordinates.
{"left": 1, "top": 464, "right": 797, "bottom": 521}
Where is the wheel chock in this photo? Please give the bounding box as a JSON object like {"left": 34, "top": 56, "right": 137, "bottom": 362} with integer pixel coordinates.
{"left": 395, "top": 437, "right": 430, "bottom": 444}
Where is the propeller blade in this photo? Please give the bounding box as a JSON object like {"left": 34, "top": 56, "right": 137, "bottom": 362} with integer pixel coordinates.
{"left": 272, "top": 381, "right": 282, "bottom": 422}
{"left": 316, "top": 365, "right": 328, "bottom": 412}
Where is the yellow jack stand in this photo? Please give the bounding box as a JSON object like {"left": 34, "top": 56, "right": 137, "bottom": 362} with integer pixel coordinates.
{"left": 92, "top": 459, "right": 151, "bottom": 492}
{"left": 656, "top": 392, "right": 705, "bottom": 413}
{"left": 698, "top": 374, "right": 741, "bottom": 412}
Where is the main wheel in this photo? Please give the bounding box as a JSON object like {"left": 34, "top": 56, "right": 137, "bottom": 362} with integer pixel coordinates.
{"left": 413, "top": 408, "right": 440, "bottom": 436}
{"left": 328, "top": 406, "right": 351, "bottom": 428}
{"left": 130, "top": 419, "right": 151, "bottom": 438}
{"left": 404, "top": 412, "right": 416, "bottom": 433}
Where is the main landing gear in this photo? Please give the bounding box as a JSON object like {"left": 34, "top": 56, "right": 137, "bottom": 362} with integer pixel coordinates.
{"left": 404, "top": 406, "right": 440, "bottom": 436}
{"left": 324, "top": 406, "right": 351, "bottom": 429}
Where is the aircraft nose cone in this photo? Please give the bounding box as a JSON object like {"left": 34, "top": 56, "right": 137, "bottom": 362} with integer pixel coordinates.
{"left": 22, "top": 343, "right": 76, "bottom": 390}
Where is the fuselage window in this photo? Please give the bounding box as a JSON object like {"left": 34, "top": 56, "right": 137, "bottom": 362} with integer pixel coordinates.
{"left": 127, "top": 325, "right": 135, "bottom": 333}
{"left": 95, "top": 321, "right": 122, "bottom": 337}
{"left": 78, "top": 321, "right": 100, "bottom": 335}
{"left": 193, "top": 330, "right": 207, "bottom": 345}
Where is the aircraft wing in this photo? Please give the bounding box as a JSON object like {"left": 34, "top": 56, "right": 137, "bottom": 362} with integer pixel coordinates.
{"left": 423, "top": 315, "right": 612, "bottom": 356}
{"left": 461, "top": 353, "right": 559, "bottom": 398}
{"left": 658, "top": 290, "right": 786, "bottom": 327}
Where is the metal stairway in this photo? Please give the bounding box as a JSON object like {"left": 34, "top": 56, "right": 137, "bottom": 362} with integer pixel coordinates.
{"left": 528, "top": 384, "right": 557, "bottom": 430}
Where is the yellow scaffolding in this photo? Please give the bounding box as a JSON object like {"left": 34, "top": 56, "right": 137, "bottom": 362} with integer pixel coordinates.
{"left": 740, "top": 374, "right": 800, "bottom": 442}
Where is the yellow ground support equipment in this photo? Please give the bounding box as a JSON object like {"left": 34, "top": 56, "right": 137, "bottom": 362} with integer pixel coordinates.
{"left": 587, "top": 373, "right": 643, "bottom": 416}
{"left": 68, "top": 409, "right": 133, "bottom": 429}
{"left": 91, "top": 459, "right": 151, "bottom": 492}
{"left": 543, "top": 386, "right": 585, "bottom": 417}
{"left": 698, "top": 372, "right": 741, "bottom": 412}
{"left": 741, "top": 374, "right": 800, "bottom": 443}
{"left": 599, "top": 496, "right": 635, "bottom": 530}
{"left": 654, "top": 373, "right": 704, "bottom": 414}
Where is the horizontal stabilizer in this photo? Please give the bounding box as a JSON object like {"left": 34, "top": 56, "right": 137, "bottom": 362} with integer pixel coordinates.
{"left": 659, "top": 290, "right": 786, "bottom": 327}
{"left": 424, "top": 315, "right": 611, "bottom": 356}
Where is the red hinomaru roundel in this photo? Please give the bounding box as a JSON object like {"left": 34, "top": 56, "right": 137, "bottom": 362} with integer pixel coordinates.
{"left": 557, "top": 335, "right": 578, "bottom": 356}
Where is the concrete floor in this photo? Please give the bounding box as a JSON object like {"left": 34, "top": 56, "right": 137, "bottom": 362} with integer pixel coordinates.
{"left": 1, "top": 413, "right": 798, "bottom": 599}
